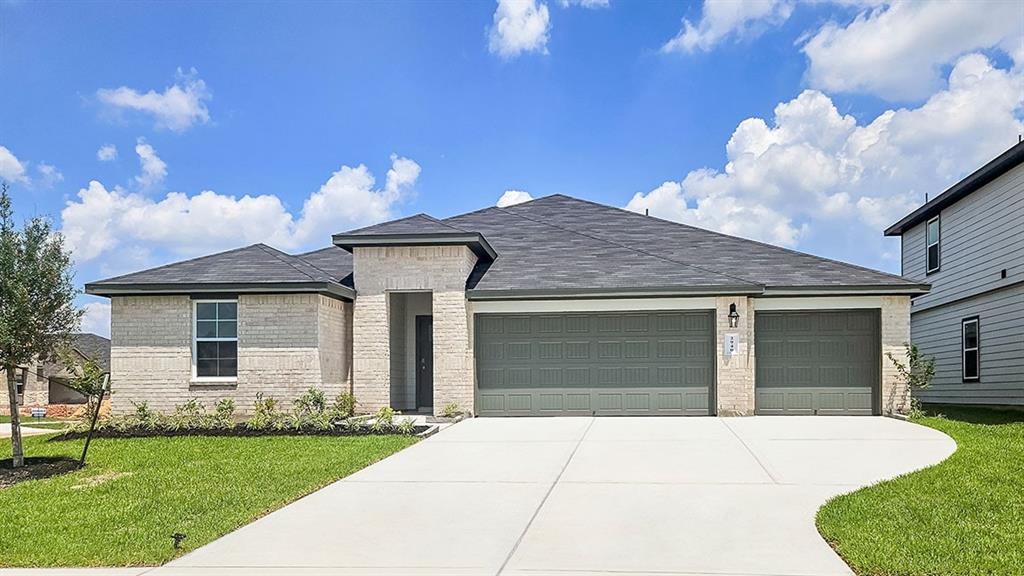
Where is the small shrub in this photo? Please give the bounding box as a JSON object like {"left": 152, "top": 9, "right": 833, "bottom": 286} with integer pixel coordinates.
{"left": 166, "top": 398, "right": 209, "bottom": 431}
{"left": 212, "top": 398, "right": 236, "bottom": 429}
{"left": 294, "top": 387, "right": 327, "bottom": 416}
{"left": 331, "top": 392, "right": 357, "bottom": 419}
{"left": 246, "top": 393, "right": 283, "bottom": 431}
{"left": 371, "top": 406, "right": 396, "bottom": 433}
{"left": 441, "top": 402, "right": 460, "bottom": 419}
{"left": 886, "top": 343, "right": 936, "bottom": 417}
{"left": 397, "top": 417, "right": 416, "bottom": 435}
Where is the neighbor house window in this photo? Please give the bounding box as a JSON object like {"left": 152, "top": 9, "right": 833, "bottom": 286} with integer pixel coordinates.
{"left": 194, "top": 300, "right": 237, "bottom": 379}
{"left": 962, "top": 317, "right": 980, "bottom": 382}
{"left": 926, "top": 215, "right": 940, "bottom": 273}
{"left": 14, "top": 369, "right": 25, "bottom": 399}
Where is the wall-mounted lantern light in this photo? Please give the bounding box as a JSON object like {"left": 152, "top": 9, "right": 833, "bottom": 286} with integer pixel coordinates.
{"left": 728, "top": 303, "right": 740, "bottom": 328}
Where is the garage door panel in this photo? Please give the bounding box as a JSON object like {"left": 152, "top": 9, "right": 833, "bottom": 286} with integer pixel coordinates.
{"left": 476, "top": 311, "right": 714, "bottom": 416}
{"left": 755, "top": 310, "right": 880, "bottom": 416}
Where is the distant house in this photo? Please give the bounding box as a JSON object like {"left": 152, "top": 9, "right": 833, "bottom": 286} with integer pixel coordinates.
{"left": 885, "top": 142, "right": 1024, "bottom": 407}
{"left": 0, "top": 333, "right": 110, "bottom": 417}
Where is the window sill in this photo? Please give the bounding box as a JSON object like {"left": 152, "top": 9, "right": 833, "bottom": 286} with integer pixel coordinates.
{"left": 190, "top": 378, "right": 238, "bottom": 387}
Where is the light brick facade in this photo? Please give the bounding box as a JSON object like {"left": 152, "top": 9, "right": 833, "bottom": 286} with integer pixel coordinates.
{"left": 351, "top": 245, "right": 477, "bottom": 416}
{"left": 881, "top": 295, "right": 912, "bottom": 415}
{"left": 109, "top": 293, "right": 352, "bottom": 415}
{"left": 716, "top": 296, "right": 755, "bottom": 416}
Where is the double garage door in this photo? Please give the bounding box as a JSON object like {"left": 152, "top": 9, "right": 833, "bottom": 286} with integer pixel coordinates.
{"left": 474, "top": 309, "right": 881, "bottom": 417}
{"left": 475, "top": 311, "right": 715, "bottom": 416}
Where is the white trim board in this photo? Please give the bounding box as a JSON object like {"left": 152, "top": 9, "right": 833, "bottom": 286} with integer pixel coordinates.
{"left": 753, "top": 296, "right": 883, "bottom": 310}
{"left": 470, "top": 297, "right": 717, "bottom": 314}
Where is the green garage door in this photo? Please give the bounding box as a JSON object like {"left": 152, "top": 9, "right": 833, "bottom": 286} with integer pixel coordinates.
{"left": 475, "top": 311, "right": 715, "bottom": 416}
{"left": 755, "top": 310, "right": 880, "bottom": 415}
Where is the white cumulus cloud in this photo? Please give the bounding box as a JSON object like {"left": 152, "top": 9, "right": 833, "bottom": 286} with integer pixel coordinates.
{"left": 662, "top": 0, "right": 794, "bottom": 53}
{"left": 36, "top": 163, "right": 64, "bottom": 188}
{"left": 0, "top": 145, "right": 28, "bottom": 183}
{"left": 97, "top": 68, "right": 211, "bottom": 132}
{"left": 627, "top": 54, "right": 1023, "bottom": 267}
{"left": 61, "top": 154, "right": 421, "bottom": 264}
{"left": 97, "top": 144, "right": 118, "bottom": 162}
{"left": 80, "top": 301, "right": 112, "bottom": 338}
{"left": 133, "top": 138, "right": 167, "bottom": 190}
{"left": 559, "top": 0, "right": 608, "bottom": 8}
{"left": 803, "top": 0, "right": 1024, "bottom": 101}
{"left": 496, "top": 190, "right": 535, "bottom": 207}
{"left": 489, "top": 0, "right": 551, "bottom": 59}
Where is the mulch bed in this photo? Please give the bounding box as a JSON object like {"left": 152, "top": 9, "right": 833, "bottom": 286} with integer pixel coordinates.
{"left": 1, "top": 457, "right": 83, "bottom": 489}
{"left": 49, "top": 425, "right": 430, "bottom": 442}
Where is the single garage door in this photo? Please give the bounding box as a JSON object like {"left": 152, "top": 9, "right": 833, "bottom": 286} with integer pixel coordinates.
{"left": 755, "top": 309, "right": 880, "bottom": 415}
{"left": 475, "top": 311, "right": 715, "bottom": 416}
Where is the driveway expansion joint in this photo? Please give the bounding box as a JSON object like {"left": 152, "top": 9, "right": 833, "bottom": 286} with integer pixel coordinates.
{"left": 496, "top": 417, "right": 596, "bottom": 576}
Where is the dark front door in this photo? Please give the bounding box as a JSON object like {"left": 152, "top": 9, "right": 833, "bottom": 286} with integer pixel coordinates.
{"left": 416, "top": 315, "right": 434, "bottom": 409}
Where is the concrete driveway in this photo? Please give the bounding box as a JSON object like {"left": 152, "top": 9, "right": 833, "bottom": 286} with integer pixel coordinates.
{"left": 0, "top": 423, "right": 53, "bottom": 439}
{"left": 158, "top": 416, "right": 954, "bottom": 576}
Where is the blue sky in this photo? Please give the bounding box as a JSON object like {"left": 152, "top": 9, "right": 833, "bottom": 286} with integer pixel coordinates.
{"left": 2, "top": 0, "right": 1022, "bottom": 336}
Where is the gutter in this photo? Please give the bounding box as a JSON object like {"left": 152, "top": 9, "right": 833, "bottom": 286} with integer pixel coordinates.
{"left": 84, "top": 281, "right": 355, "bottom": 301}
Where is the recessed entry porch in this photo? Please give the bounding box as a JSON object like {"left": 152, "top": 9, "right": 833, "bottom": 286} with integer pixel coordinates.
{"left": 388, "top": 291, "right": 434, "bottom": 413}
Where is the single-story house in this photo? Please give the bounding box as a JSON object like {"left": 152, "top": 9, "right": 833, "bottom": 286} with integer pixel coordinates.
{"left": 86, "top": 194, "right": 928, "bottom": 417}
{"left": 885, "top": 141, "right": 1023, "bottom": 407}
{"left": 0, "top": 333, "right": 108, "bottom": 417}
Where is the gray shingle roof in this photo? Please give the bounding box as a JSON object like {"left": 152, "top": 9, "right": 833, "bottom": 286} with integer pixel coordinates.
{"left": 71, "top": 333, "right": 111, "bottom": 372}
{"left": 344, "top": 213, "right": 470, "bottom": 235}
{"left": 85, "top": 244, "right": 354, "bottom": 298}
{"left": 466, "top": 195, "right": 922, "bottom": 291}
{"left": 86, "top": 194, "right": 924, "bottom": 300}
{"left": 296, "top": 246, "right": 354, "bottom": 287}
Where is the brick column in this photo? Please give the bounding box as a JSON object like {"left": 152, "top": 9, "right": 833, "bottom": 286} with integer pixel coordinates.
{"left": 716, "top": 296, "right": 755, "bottom": 416}
{"left": 433, "top": 289, "right": 475, "bottom": 414}
{"left": 881, "top": 295, "right": 911, "bottom": 415}
{"left": 352, "top": 292, "right": 391, "bottom": 413}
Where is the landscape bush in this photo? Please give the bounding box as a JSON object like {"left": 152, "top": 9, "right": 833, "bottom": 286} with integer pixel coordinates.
{"left": 70, "top": 389, "right": 417, "bottom": 436}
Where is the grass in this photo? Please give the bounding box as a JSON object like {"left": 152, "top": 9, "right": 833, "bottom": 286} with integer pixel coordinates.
{"left": 1, "top": 415, "right": 70, "bottom": 429}
{"left": 0, "top": 432, "right": 416, "bottom": 567}
{"left": 817, "top": 406, "right": 1024, "bottom": 575}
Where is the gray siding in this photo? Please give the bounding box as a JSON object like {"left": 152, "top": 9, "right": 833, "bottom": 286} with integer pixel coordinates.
{"left": 914, "top": 282, "right": 1024, "bottom": 406}
{"left": 903, "top": 162, "right": 1024, "bottom": 310}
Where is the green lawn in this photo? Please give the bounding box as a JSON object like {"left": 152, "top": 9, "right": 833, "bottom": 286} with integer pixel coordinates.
{"left": 0, "top": 432, "right": 416, "bottom": 567}
{"left": 817, "top": 406, "right": 1024, "bottom": 575}
{"left": 0, "top": 415, "right": 70, "bottom": 429}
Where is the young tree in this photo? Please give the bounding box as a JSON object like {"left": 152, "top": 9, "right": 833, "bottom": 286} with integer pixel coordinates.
{"left": 0, "top": 183, "right": 81, "bottom": 467}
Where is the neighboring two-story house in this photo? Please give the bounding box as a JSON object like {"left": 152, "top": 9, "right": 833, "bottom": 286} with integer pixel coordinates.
{"left": 885, "top": 142, "right": 1024, "bottom": 407}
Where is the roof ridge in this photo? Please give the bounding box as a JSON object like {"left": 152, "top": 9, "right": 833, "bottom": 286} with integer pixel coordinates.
{"left": 492, "top": 206, "right": 763, "bottom": 289}
{"left": 292, "top": 248, "right": 348, "bottom": 280}
{"left": 415, "top": 213, "right": 471, "bottom": 232}
{"left": 256, "top": 244, "right": 327, "bottom": 282}
{"left": 92, "top": 243, "right": 265, "bottom": 284}
{"left": 539, "top": 195, "right": 915, "bottom": 286}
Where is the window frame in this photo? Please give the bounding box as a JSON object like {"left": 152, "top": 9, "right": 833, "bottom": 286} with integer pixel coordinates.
{"left": 925, "top": 215, "right": 941, "bottom": 274}
{"left": 961, "top": 316, "right": 980, "bottom": 383}
{"left": 192, "top": 299, "right": 239, "bottom": 383}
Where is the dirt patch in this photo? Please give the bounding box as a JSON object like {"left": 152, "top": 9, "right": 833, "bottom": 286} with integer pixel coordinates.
{"left": 0, "top": 457, "right": 82, "bottom": 489}
{"left": 71, "top": 471, "right": 133, "bottom": 490}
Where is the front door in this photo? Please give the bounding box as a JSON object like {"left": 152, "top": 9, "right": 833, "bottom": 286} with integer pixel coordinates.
{"left": 416, "top": 315, "right": 434, "bottom": 409}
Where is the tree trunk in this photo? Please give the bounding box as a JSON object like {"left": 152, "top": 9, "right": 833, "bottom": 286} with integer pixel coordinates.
{"left": 5, "top": 366, "right": 24, "bottom": 467}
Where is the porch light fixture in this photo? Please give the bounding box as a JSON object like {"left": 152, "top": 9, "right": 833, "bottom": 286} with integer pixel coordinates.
{"left": 728, "top": 303, "right": 740, "bottom": 328}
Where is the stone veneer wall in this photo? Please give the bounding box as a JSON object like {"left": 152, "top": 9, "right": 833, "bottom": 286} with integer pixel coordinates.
{"left": 716, "top": 296, "right": 755, "bottom": 416}
{"left": 351, "top": 245, "right": 477, "bottom": 416}
{"left": 881, "top": 295, "right": 912, "bottom": 415}
{"left": 109, "top": 293, "right": 351, "bottom": 415}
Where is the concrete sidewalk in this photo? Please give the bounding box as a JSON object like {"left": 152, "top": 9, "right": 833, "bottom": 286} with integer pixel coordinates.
{"left": 0, "top": 423, "right": 55, "bottom": 439}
